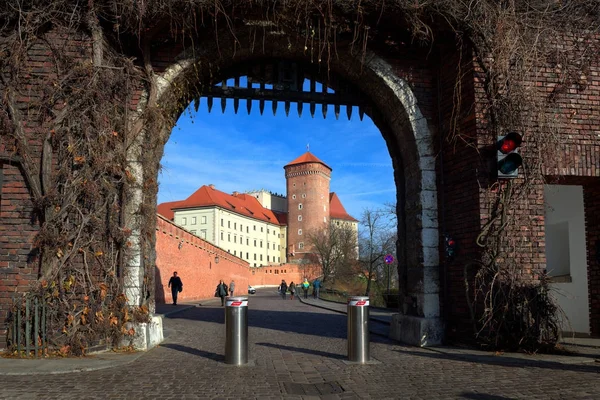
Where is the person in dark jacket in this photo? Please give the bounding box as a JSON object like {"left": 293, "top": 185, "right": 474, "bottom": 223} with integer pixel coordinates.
{"left": 216, "top": 280, "right": 228, "bottom": 306}
{"left": 289, "top": 282, "right": 296, "bottom": 300}
{"left": 168, "top": 271, "right": 183, "bottom": 305}
{"left": 280, "top": 280, "right": 288, "bottom": 300}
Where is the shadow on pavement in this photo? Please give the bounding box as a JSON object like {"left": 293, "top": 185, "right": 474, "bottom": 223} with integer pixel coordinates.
{"left": 394, "top": 348, "right": 600, "bottom": 374}
{"left": 160, "top": 343, "right": 224, "bottom": 362}
{"left": 163, "top": 304, "right": 392, "bottom": 343}
{"left": 256, "top": 342, "right": 347, "bottom": 360}
{"left": 460, "top": 393, "right": 514, "bottom": 400}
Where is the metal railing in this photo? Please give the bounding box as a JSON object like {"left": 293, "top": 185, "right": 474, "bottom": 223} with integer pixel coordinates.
{"left": 8, "top": 295, "right": 49, "bottom": 358}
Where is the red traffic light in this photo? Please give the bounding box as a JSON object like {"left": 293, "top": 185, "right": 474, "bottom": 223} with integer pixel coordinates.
{"left": 498, "top": 132, "right": 522, "bottom": 154}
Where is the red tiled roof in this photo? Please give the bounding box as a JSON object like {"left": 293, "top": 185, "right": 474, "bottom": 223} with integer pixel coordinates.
{"left": 329, "top": 192, "right": 358, "bottom": 222}
{"left": 157, "top": 200, "right": 183, "bottom": 220}
{"left": 157, "top": 185, "right": 287, "bottom": 226}
{"left": 284, "top": 152, "right": 331, "bottom": 170}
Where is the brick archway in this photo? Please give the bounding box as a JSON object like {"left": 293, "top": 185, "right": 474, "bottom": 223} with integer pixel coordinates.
{"left": 125, "top": 30, "right": 443, "bottom": 346}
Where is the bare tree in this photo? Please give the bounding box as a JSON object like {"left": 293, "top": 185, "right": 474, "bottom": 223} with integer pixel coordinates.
{"left": 306, "top": 221, "right": 358, "bottom": 283}
{"left": 359, "top": 208, "right": 395, "bottom": 296}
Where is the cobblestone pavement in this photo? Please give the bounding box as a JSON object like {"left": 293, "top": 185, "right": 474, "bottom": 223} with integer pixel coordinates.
{"left": 1, "top": 290, "right": 600, "bottom": 399}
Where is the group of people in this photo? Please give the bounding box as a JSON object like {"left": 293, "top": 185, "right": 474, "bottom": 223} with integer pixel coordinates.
{"left": 167, "top": 271, "right": 237, "bottom": 307}
{"left": 169, "top": 271, "right": 323, "bottom": 306}
{"left": 278, "top": 278, "right": 321, "bottom": 300}
{"left": 214, "top": 279, "right": 237, "bottom": 306}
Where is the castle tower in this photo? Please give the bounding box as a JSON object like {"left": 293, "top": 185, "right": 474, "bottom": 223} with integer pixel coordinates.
{"left": 284, "top": 152, "right": 331, "bottom": 262}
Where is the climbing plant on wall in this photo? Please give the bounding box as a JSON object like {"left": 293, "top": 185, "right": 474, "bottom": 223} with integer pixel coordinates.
{"left": 0, "top": 0, "right": 598, "bottom": 354}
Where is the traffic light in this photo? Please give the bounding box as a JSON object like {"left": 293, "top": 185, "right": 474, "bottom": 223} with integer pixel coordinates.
{"left": 497, "top": 132, "right": 523, "bottom": 178}
{"left": 444, "top": 234, "right": 457, "bottom": 260}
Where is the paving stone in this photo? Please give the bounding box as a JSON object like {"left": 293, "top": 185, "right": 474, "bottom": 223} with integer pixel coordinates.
{"left": 1, "top": 291, "right": 600, "bottom": 399}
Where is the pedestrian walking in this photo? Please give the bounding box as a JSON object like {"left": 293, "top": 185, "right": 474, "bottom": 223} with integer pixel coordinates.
{"left": 229, "top": 280, "right": 235, "bottom": 296}
{"left": 280, "top": 279, "right": 288, "bottom": 300}
{"left": 301, "top": 278, "right": 310, "bottom": 299}
{"left": 168, "top": 271, "right": 183, "bottom": 305}
{"left": 312, "top": 278, "right": 321, "bottom": 299}
{"left": 215, "top": 279, "right": 228, "bottom": 306}
{"left": 289, "top": 281, "right": 296, "bottom": 300}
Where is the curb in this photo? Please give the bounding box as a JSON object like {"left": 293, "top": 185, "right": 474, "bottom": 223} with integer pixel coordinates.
{"left": 0, "top": 351, "right": 145, "bottom": 376}
{"left": 297, "top": 297, "right": 391, "bottom": 339}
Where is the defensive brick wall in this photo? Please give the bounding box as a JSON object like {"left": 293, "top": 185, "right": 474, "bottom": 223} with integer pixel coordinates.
{"left": 155, "top": 215, "right": 316, "bottom": 303}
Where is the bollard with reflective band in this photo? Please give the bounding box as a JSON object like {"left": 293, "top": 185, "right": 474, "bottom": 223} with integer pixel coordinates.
{"left": 225, "top": 296, "right": 248, "bottom": 365}
{"left": 347, "top": 296, "right": 370, "bottom": 363}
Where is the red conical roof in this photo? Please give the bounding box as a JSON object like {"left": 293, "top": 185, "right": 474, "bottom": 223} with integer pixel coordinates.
{"left": 284, "top": 152, "right": 331, "bottom": 170}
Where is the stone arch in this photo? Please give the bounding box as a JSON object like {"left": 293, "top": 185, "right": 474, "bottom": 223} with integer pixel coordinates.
{"left": 125, "top": 29, "right": 442, "bottom": 346}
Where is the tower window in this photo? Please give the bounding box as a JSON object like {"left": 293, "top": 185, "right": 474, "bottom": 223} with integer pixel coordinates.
{"left": 298, "top": 215, "right": 302, "bottom": 221}
{"left": 299, "top": 242, "right": 304, "bottom": 249}
{"left": 292, "top": 194, "right": 296, "bottom": 199}
{"left": 298, "top": 229, "right": 302, "bottom": 235}
{"left": 298, "top": 204, "right": 303, "bottom": 210}
{"left": 302, "top": 193, "right": 306, "bottom": 198}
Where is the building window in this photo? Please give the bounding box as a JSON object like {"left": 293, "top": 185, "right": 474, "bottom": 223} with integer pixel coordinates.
{"left": 228, "top": 221, "right": 231, "bottom": 228}
{"left": 278, "top": 245, "right": 280, "bottom": 250}
{"left": 182, "top": 217, "right": 187, "bottom": 225}
{"left": 234, "top": 236, "right": 237, "bottom": 243}
{"left": 293, "top": 183, "right": 296, "bottom": 187}
{"left": 201, "top": 216, "right": 207, "bottom": 224}
{"left": 221, "top": 219, "right": 224, "bottom": 227}
{"left": 234, "top": 250, "right": 236, "bottom": 256}
{"left": 260, "top": 255, "right": 263, "bottom": 261}
{"left": 298, "top": 204, "right": 303, "bottom": 210}
{"left": 221, "top": 232, "right": 224, "bottom": 240}
{"left": 292, "top": 194, "right": 296, "bottom": 199}
{"left": 267, "top": 255, "right": 270, "bottom": 262}
{"left": 324, "top": 217, "right": 327, "bottom": 223}
{"left": 246, "top": 238, "right": 249, "bottom": 245}
{"left": 302, "top": 193, "right": 306, "bottom": 198}
{"left": 247, "top": 226, "right": 249, "bottom": 233}
{"left": 234, "top": 222, "right": 237, "bottom": 229}
{"left": 324, "top": 205, "right": 327, "bottom": 211}
{"left": 260, "top": 240, "right": 263, "bottom": 248}
{"left": 246, "top": 252, "right": 249, "bottom": 259}
{"left": 254, "top": 254, "right": 257, "bottom": 260}
{"left": 254, "top": 239, "right": 257, "bottom": 246}
{"left": 267, "top": 228, "right": 270, "bottom": 234}
{"left": 278, "top": 257, "right": 280, "bottom": 263}
{"left": 191, "top": 230, "right": 196, "bottom": 234}
{"left": 298, "top": 215, "right": 302, "bottom": 221}
{"left": 191, "top": 217, "right": 197, "bottom": 225}
{"left": 298, "top": 229, "right": 302, "bottom": 235}
{"left": 261, "top": 227, "right": 264, "bottom": 232}
{"left": 240, "top": 224, "right": 243, "bottom": 232}
{"left": 228, "top": 234, "right": 231, "bottom": 242}
{"left": 299, "top": 242, "right": 304, "bottom": 249}
{"left": 201, "top": 230, "right": 206, "bottom": 239}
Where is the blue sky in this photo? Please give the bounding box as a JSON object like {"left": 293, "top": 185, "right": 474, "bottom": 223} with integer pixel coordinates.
{"left": 157, "top": 81, "right": 396, "bottom": 221}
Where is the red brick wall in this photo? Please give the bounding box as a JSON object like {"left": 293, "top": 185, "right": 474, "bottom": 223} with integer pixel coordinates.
{"left": 155, "top": 215, "right": 250, "bottom": 303}
{"left": 435, "top": 44, "right": 484, "bottom": 336}
{"left": 155, "top": 215, "right": 316, "bottom": 303}
{"left": 0, "top": 163, "right": 39, "bottom": 349}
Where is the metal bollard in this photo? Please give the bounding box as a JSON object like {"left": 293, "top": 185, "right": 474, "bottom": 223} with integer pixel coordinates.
{"left": 225, "top": 296, "right": 248, "bottom": 365}
{"left": 347, "top": 296, "right": 370, "bottom": 363}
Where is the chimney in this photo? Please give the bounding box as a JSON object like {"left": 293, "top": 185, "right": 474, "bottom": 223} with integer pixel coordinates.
{"left": 208, "top": 184, "right": 215, "bottom": 190}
